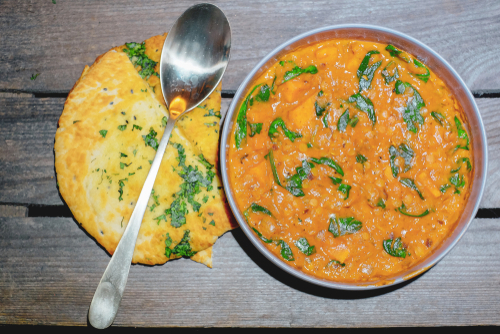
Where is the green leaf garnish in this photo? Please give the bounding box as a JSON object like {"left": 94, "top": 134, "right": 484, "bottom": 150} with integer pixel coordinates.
{"left": 440, "top": 184, "right": 451, "bottom": 193}
{"left": 311, "top": 157, "right": 344, "bottom": 176}
{"left": 235, "top": 84, "right": 263, "bottom": 148}
{"left": 381, "top": 61, "right": 399, "bottom": 84}
{"left": 376, "top": 198, "right": 386, "bottom": 209}
{"left": 430, "top": 111, "right": 450, "bottom": 129}
{"left": 400, "top": 178, "right": 424, "bottom": 200}
{"left": 328, "top": 215, "right": 362, "bottom": 238}
{"left": 348, "top": 93, "right": 376, "bottom": 125}
{"left": 338, "top": 183, "right": 351, "bottom": 200}
{"left": 30, "top": 73, "right": 40, "bottom": 80}
{"left": 282, "top": 65, "right": 318, "bottom": 83}
{"left": 394, "top": 80, "right": 425, "bottom": 133}
{"left": 249, "top": 122, "right": 263, "bottom": 137}
{"left": 451, "top": 157, "right": 472, "bottom": 173}
{"left": 412, "top": 59, "right": 430, "bottom": 83}
{"left": 278, "top": 240, "right": 295, "bottom": 261}
{"left": 255, "top": 84, "right": 271, "bottom": 102}
{"left": 295, "top": 237, "right": 316, "bottom": 256}
{"left": 337, "top": 108, "right": 358, "bottom": 132}
{"left": 397, "top": 202, "right": 430, "bottom": 217}
{"left": 164, "top": 233, "right": 172, "bottom": 257}
{"left": 389, "top": 144, "right": 414, "bottom": 177}
{"left": 357, "top": 50, "right": 382, "bottom": 91}
{"left": 172, "top": 230, "right": 197, "bottom": 257}
{"left": 356, "top": 154, "right": 367, "bottom": 164}
{"left": 132, "top": 124, "right": 143, "bottom": 131}
{"left": 142, "top": 127, "right": 159, "bottom": 151}
{"left": 99, "top": 130, "right": 108, "bottom": 138}
{"left": 118, "top": 124, "right": 127, "bottom": 131}
{"left": 326, "top": 259, "right": 346, "bottom": 267}
{"left": 454, "top": 116, "right": 470, "bottom": 150}
{"left": 383, "top": 237, "right": 408, "bottom": 258}
{"left": 266, "top": 149, "right": 283, "bottom": 187}
{"left": 268, "top": 117, "right": 302, "bottom": 142}
{"left": 385, "top": 44, "right": 410, "bottom": 62}
{"left": 123, "top": 42, "right": 159, "bottom": 79}
{"left": 329, "top": 176, "right": 342, "bottom": 185}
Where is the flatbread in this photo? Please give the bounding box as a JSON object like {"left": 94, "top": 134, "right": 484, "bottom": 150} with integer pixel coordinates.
{"left": 55, "top": 34, "right": 236, "bottom": 267}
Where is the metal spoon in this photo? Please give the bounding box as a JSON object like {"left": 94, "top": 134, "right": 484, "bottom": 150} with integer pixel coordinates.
{"left": 88, "top": 3, "right": 231, "bottom": 329}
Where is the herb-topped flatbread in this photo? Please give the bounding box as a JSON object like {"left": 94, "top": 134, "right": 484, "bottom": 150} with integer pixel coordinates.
{"left": 55, "top": 34, "right": 236, "bottom": 267}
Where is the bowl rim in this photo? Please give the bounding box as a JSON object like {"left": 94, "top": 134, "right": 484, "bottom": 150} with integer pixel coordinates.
{"left": 220, "top": 24, "right": 488, "bottom": 290}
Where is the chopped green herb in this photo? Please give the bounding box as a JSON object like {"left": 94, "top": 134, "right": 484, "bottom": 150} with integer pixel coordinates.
{"left": 385, "top": 44, "right": 410, "bottom": 62}
{"left": 99, "top": 130, "right": 108, "bottom": 138}
{"left": 338, "top": 183, "right": 352, "bottom": 200}
{"left": 204, "top": 122, "right": 218, "bottom": 127}
{"left": 440, "top": 184, "right": 451, "bottom": 193}
{"left": 268, "top": 117, "right": 302, "bottom": 142}
{"left": 450, "top": 173, "right": 465, "bottom": 193}
{"left": 154, "top": 214, "right": 166, "bottom": 225}
{"left": 282, "top": 65, "right": 318, "bottom": 83}
{"left": 133, "top": 149, "right": 138, "bottom": 157}
{"left": 120, "top": 162, "right": 132, "bottom": 169}
{"left": 278, "top": 240, "right": 295, "bottom": 261}
{"left": 251, "top": 227, "right": 273, "bottom": 243}
{"left": 235, "top": 83, "right": 263, "bottom": 148}
{"left": 73, "top": 120, "right": 80, "bottom": 124}
{"left": 307, "top": 143, "right": 313, "bottom": 148}
{"left": 430, "top": 111, "right": 450, "bottom": 129}
{"left": 120, "top": 152, "right": 128, "bottom": 158}
{"left": 266, "top": 149, "right": 283, "bottom": 187}
{"left": 322, "top": 113, "right": 329, "bottom": 128}
{"left": 381, "top": 61, "right": 399, "bottom": 84}
{"left": 338, "top": 108, "right": 358, "bottom": 132}
{"left": 348, "top": 93, "right": 376, "bottom": 125}
{"left": 412, "top": 59, "right": 430, "bottom": 83}
{"left": 454, "top": 116, "right": 470, "bottom": 150}
{"left": 383, "top": 237, "right": 408, "bottom": 258}
{"left": 30, "top": 73, "right": 40, "bottom": 80}
{"left": 295, "top": 237, "right": 316, "bottom": 256}
{"left": 209, "top": 220, "right": 215, "bottom": 226}
{"left": 249, "top": 122, "right": 263, "bottom": 137}
{"left": 389, "top": 143, "right": 414, "bottom": 177}
{"left": 198, "top": 154, "right": 214, "bottom": 170}
{"left": 142, "top": 127, "right": 159, "bottom": 151}
{"left": 328, "top": 215, "right": 362, "bottom": 238}
{"left": 451, "top": 157, "right": 472, "bottom": 173}
{"left": 202, "top": 195, "right": 209, "bottom": 204}
{"left": 172, "top": 230, "right": 197, "bottom": 257}
{"left": 397, "top": 202, "right": 430, "bottom": 217}
{"left": 400, "top": 178, "right": 424, "bottom": 200}
{"left": 311, "top": 157, "right": 344, "bottom": 176}
{"left": 203, "top": 109, "right": 222, "bottom": 118}
{"left": 356, "top": 154, "right": 367, "bottom": 164}
{"left": 164, "top": 234, "right": 172, "bottom": 257}
{"left": 376, "top": 198, "right": 386, "bottom": 209}
{"left": 255, "top": 84, "right": 271, "bottom": 102}
{"left": 161, "top": 116, "right": 168, "bottom": 127}
{"left": 326, "top": 260, "right": 346, "bottom": 267}
{"left": 118, "top": 125, "right": 127, "bottom": 131}
{"left": 123, "top": 42, "right": 159, "bottom": 79}
{"left": 394, "top": 80, "right": 425, "bottom": 133}
{"left": 315, "top": 101, "right": 327, "bottom": 117}
{"left": 132, "top": 125, "right": 143, "bottom": 131}
{"left": 357, "top": 50, "right": 382, "bottom": 91}
{"left": 329, "top": 176, "right": 342, "bottom": 185}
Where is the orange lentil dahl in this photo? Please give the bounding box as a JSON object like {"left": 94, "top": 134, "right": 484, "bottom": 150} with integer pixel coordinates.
{"left": 227, "top": 39, "right": 472, "bottom": 283}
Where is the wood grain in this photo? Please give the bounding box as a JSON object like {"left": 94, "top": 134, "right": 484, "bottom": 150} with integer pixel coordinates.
{"left": 0, "top": 96, "right": 498, "bottom": 209}
{"left": 1, "top": 0, "right": 500, "bottom": 93}
{"left": 0, "top": 216, "right": 499, "bottom": 327}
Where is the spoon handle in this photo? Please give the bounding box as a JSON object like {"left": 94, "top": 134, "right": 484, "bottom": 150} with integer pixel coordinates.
{"left": 88, "top": 117, "right": 176, "bottom": 329}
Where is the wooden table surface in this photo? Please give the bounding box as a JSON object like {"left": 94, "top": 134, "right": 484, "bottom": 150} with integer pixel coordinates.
{"left": 1, "top": 0, "right": 500, "bottom": 328}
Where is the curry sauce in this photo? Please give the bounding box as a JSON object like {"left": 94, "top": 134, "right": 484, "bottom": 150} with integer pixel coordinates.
{"left": 227, "top": 39, "right": 472, "bottom": 283}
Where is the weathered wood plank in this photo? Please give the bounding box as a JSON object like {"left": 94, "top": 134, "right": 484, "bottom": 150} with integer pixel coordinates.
{"left": 0, "top": 96, "right": 498, "bottom": 208}
{"left": 0, "top": 205, "right": 27, "bottom": 218}
{"left": 0, "top": 217, "right": 499, "bottom": 327}
{"left": 1, "top": 0, "right": 500, "bottom": 93}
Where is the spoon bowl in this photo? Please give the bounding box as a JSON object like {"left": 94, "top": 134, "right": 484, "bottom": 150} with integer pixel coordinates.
{"left": 88, "top": 3, "right": 231, "bottom": 329}
{"left": 161, "top": 3, "right": 231, "bottom": 118}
